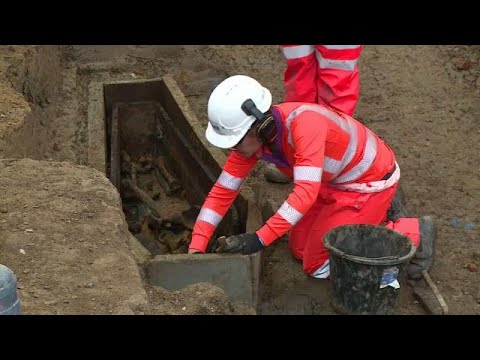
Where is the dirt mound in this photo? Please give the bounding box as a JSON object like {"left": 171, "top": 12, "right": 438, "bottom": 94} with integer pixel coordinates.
{"left": 0, "top": 158, "right": 148, "bottom": 314}
{"left": 146, "top": 282, "right": 256, "bottom": 315}
{"left": 0, "top": 46, "right": 64, "bottom": 160}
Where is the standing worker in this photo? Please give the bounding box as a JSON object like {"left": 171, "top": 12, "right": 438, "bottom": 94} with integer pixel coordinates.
{"left": 281, "top": 45, "right": 363, "bottom": 116}
{"left": 266, "top": 45, "right": 364, "bottom": 184}
{"left": 188, "top": 75, "right": 435, "bottom": 281}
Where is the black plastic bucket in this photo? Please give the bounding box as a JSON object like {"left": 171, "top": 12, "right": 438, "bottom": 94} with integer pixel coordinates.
{"left": 324, "top": 224, "right": 416, "bottom": 315}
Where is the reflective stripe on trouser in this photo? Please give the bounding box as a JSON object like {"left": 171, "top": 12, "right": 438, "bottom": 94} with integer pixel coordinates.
{"left": 314, "top": 46, "right": 361, "bottom": 116}
{"left": 288, "top": 182, "right": 420, "bottom": 277}
{"left": 281, "top": 45, "right": 362, "bottom": 115}
{"left": 282, "top": 46, "right": 318, "bottom": 103}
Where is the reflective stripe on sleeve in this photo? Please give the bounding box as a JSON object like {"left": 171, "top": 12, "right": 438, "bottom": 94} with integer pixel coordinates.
{"left": 293, "top": 166, "right": 322, "bottom": 182}
{"left": 277, "top": 201, "right": 303, "bottom": 226}
{"left": 196, "top": 207, "right": 223, "bottom": 227}
{"left": 216, "top": 170, "right": 244, "bottom": 191}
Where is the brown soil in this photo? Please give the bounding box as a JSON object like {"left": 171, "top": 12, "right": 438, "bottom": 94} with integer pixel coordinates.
{"left": 0, "top": 158, "right": 148, "bottom": 315}
{"left": 146, "top": 282, "right": 256, "bottom": 315}
{"left": 0, "top": 45, "right": 479, "bottom": 314}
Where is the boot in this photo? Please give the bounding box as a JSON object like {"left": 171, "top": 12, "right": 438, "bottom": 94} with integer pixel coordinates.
{"left": 407, "top": 216, "right": 437, "bottom": 280}
{"left": 264, "top": 163, "right": 291, "bottom": 184}
{"left": 386, "top": 185, "right": 410, "bottom": 222}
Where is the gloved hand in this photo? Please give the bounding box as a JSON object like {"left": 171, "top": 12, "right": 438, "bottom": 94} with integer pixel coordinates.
{"left": 214, "top": 233, "right": 264, "bottom": 255}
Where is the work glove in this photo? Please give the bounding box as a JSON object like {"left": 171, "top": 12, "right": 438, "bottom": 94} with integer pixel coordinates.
{"left": 214, "top": 233, "right": 264, "bottom": 255}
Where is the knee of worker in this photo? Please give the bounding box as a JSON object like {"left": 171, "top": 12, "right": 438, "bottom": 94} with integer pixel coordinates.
{"left": 385, "top": 218, "right": 420, "bottom": 248}
{"left": 289, "top": 218, "right": 316, "bottom": 260}
{"left": 288, "top": 231, "right": 305, "bottom": 260}
{"left": 303, "top": 249, "right": 330, "bottom": 279}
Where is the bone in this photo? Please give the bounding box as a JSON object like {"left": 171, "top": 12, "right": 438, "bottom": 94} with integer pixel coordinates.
{"left": 153, "top": 156, "right": 181, "bottom": 194}
{"left": 121, "top": 179, "right": 164, "bottom": 219}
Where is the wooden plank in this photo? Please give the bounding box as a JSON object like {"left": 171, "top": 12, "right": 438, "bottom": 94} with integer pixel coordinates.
{"left": 110, "top": 103, "right": 120, "bottom": 190}
{"left": 422, "top": 270, "right": 449, "bottom": 315}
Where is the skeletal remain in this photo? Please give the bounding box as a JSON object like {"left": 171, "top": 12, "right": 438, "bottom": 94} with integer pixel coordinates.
{"left": 146, "top": 214, "right": 164, "bottom": 230}
{"left": 137, "top": 152, "right": 181, "bottom": 196}
{"left": 147, "top": 210, "right": 193, "bottom": 233}
{"left": 152, "top": 156, "right": 181, "bottom": 194}
{"left": 122, "top": 179, "right": 163, "bottom": 219}
{"left": 153, "top": 168, "right": 172, "bottom": 195}
{"left": 149, "top": 185, "right": 161, "bottom": 200}
{"left": 121, "top": 151, "right": 138, "bottom": 184}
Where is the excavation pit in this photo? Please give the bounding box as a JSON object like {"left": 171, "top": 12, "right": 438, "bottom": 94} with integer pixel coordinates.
{"left": 88, "top": 76, "right": 261, "bottom": 309}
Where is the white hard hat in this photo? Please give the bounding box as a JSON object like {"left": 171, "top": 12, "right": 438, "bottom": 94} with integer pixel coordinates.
{"left": 206, "top": 75, "right": 272, "bottom": 149}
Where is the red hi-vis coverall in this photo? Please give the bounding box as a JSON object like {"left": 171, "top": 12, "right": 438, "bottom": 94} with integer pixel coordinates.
{"left": 281, "top": 45, "right": 364, "bottom": 116}
{"left": 189, "top": 103, "right": 420, "bottom": 278}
